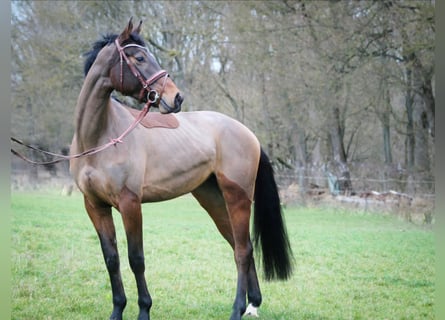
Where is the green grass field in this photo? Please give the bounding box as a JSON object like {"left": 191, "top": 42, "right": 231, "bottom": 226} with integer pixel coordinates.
{"left": 11, "top": 191, "right": 435, "bottom": 320}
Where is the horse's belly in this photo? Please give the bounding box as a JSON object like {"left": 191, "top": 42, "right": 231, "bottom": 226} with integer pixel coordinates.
{"left": 141, "top": 159, "right": 213, "bottom": 202}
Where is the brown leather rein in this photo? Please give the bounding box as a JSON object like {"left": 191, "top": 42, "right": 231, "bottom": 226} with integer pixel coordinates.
{"left": 11, "top": 40, "right": 169, "bottom": 166}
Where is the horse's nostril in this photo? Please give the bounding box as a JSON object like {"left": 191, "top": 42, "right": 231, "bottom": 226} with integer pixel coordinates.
{"left": 175, "top": 93, "right": 184, "bottom": 106}
{"left": 172, "top": 93, "right": 183, "bottom": 113}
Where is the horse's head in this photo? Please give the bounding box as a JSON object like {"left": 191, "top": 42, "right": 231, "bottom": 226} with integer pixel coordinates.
{"left": 108, "top": 18, "right": 183, "bottom": 113}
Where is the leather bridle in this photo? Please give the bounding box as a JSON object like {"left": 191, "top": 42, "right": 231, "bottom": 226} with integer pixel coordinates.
{"left": 114, "top": 38, "right": 169, "bottom": 106}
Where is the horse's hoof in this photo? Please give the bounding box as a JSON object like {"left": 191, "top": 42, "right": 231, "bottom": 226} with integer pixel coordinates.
{"left": 109, "top": 310, "right": 123, "bottom": 320}
{"left": 243, "top": 303, "right": 259, "bottom": 317}
{"left": 137, "top": 310, "right": 150, "bottom": 320}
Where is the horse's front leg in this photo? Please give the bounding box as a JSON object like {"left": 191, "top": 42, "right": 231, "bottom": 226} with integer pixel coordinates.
{"left": 84, "top": 197, "right": 127, "bottom": 320}
{"left": 118, "top": 187, "right": 152, "bottom": 320}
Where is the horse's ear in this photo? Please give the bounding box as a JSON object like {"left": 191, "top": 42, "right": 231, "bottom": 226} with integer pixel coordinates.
{"left": 118, "top": 17, "right": 134, "bottom": 43}
{"left": 133, "top": 20, "right": 142, "bottom": 34}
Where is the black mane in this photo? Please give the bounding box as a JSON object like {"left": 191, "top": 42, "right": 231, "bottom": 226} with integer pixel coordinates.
{"left": 83, "top": 34, "right": 117, "bottom": 77}
{"left": 83, "top": 32, "right": 146, "bottom": 77}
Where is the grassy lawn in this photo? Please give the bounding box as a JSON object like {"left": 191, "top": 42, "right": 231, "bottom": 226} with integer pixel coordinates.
{"left": 11, "top": 190, "right": 435, "bottom": 319}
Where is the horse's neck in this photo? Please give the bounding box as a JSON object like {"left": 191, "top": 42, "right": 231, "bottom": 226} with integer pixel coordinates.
{"left": 74, "top": 48, "right": 115, "bottom": 150}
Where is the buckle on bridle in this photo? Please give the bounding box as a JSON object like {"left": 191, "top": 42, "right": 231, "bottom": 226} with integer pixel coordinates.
{"left": 147, "top": 90, "right": 160, "bottom": 104}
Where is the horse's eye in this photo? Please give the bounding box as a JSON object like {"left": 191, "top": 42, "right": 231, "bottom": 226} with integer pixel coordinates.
{"left": 135, "top": 56, "right": 145, "bottom": 62}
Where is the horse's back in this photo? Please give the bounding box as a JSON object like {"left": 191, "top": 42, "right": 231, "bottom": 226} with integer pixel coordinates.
{"left": 176, "top": 111, "right": 260, "bottom": 161}
{"left": 176, "top": 110, "right": 258, "bottom": 143}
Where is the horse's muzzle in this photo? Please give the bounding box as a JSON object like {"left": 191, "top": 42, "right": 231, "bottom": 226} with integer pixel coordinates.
{"left": 160, "top": 92, "right": 183, "bottom": 114}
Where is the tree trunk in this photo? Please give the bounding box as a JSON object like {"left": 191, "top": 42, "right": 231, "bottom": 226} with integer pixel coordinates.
{"left": 404, "top": 52, "right": 433, "bottom": 193}
{"left": 261, "top": 71, "right": 274, "bottom": 158}
{"left": 382, "top": 86, "right": 393, "bottom": 165}
{"left": 330, "top": 107, "right": 347, "bottom": 164}
{"left": 404, "top": 67, "right": 415, "bottom": 171}
{"left": 413, "top": 96, "right": 431, "bottom": 176}
{"left": 421, "top": 76, "right": 435, "bottom": 139}
{"left": 328, "top": 106, "right": 353, "bottom": 195}
{"left": 292, "top": 122, "right": 309, "bottom": 203}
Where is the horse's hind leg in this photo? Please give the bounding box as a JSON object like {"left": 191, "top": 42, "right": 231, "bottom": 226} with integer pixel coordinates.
{"left": 217, "top": 172, "right": 254, "bottom": 320}
{"left": 117, "top": 187, "right": 152, "bottom": 320}
{"left": 192, "top": 175, "right": 262, "bottom": 320}
{"left": 245, "top": 258, "right": 261, "bottom": 316}
{"left": 192, "top": 175, "right": 234, "bottom": 245}
{"left": 84, "top": 196, "right": 127, "bottom": 320}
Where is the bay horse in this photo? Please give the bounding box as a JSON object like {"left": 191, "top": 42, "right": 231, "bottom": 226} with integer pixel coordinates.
{"left": 70, "top": 19, "right": 293, "bottom": 320}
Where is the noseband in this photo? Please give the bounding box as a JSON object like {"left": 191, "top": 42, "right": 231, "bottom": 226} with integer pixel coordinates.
{"left": 115, "top": 38, "right": 168, "bottom": 106}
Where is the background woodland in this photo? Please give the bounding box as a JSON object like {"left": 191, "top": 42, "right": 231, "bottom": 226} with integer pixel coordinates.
{"left": 11, "top": 1, "right": 435, "bottom": 200}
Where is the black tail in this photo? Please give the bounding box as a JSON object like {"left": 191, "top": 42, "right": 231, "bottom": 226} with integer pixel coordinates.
{"left": 253, "top": 148, "right": 294, "bottom": 281}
